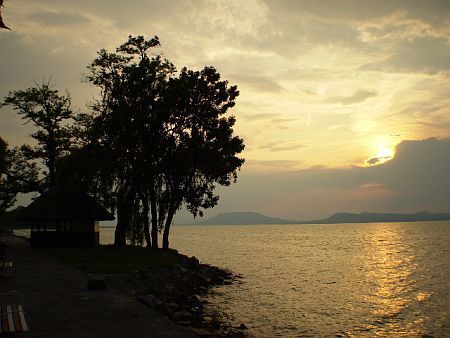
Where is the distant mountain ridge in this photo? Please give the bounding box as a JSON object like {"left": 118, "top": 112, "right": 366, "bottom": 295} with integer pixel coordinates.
{"left": 304, "top": 211, "right": 450, "bottom": 224}
{"left": 193, "top": 211, "right": 297, "bottom": 225}
{"left": 188, "top": 211, "right": 450, "bottom": 225}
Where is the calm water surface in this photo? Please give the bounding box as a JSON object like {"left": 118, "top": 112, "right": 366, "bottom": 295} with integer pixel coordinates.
{"left": 101, "top": 222, "right": 450, "bottom": 337}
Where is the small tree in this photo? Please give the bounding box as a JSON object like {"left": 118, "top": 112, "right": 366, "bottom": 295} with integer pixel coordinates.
{"left": 2, "top": 81, "right": 75, "bottom": 188}
{"left": 0, "top": 136, "right": 40, "bottom": 214}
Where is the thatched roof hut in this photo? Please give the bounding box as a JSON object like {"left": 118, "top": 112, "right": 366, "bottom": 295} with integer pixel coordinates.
{"left": 17, "top": 185, "right": 114, "bottom": 221}
{"left": 17, "top": 185, "right": 114, "bottom": 247}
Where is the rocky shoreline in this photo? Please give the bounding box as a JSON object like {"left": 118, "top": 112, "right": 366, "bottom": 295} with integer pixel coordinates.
{"left": 13, "top": 232, "right": 247, "bottom": 337}
{"left": 128, "top": 251, "right": 247, "bottom": 337}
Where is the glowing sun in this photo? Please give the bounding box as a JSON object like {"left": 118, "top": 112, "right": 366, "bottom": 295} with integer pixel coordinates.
{"left": 376, "top": 146, "right": 394, "bottom": 159}
{"left": 366, "top": 143, "right": 395, "bottom": 166}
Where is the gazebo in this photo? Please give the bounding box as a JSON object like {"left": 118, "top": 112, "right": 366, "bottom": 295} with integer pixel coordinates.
{"left": 16, "top": 185, "right": 114, "bottom": 247}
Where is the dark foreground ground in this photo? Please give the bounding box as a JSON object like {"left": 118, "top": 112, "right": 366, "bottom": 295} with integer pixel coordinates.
{"left": 0, "top": 235, "right": 199, "bottom": 338}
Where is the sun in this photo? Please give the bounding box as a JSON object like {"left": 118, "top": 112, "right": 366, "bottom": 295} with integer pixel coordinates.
{"left": 365, "top": 142, "right": 395, "bottom": 166}
{"left": 376, "top": 146, "right": 394, "bottom": 159}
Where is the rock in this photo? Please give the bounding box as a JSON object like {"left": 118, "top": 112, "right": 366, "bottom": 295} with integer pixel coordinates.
{"left": 165, "top": 301, "right": 179, "bottom": 309}
{"left": 87, "top": 279, "right": 106, "bottom": 291}
{"left": 136, "top": 294, "right": 157, "bottom": 309}
{"left": 188, "top": 256, "right": 200, "bottom": 265}
{"left": 238, "top": 323, "right": 247, "bottom": 330}
{"left": 170, "top": 310, "right": 190, "bottom": 322}
{"left": 200, "top": 273, "right": 212, "bottom": 283}
{"left": 188, "top": 327, "right": 213, "bottom": 336}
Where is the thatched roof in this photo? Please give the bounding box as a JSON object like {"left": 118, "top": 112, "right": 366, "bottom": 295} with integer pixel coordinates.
{"left": 16, "top": 185, "right": 114, "bottom": 221}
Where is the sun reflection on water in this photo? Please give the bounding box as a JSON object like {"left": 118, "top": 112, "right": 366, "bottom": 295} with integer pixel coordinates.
{"left": 360, "top": 224, "right": 432, "bottom": 336}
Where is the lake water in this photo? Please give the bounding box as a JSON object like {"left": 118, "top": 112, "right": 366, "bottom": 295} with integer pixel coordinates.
{"left": 100, "top": 221, "right": 450, "bottom": 337}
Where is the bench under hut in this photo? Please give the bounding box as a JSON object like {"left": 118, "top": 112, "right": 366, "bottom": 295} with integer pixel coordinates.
{"left": 16, "top": 185, "right": 114, "bottom": 247}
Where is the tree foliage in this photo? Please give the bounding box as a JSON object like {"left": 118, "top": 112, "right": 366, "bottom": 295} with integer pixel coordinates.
{"left": 2, "top": 82, "right": 75, "bottom": 188}
{"left": 0, "top": 136, "right": 39, "bottom": 214}
{"left": 81, "top": 35, "right": 245, "bottom": 248}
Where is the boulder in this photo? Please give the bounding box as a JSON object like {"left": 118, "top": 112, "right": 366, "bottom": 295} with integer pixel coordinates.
{"left": 170, "top": 309, "right": 190, "bottom": 322}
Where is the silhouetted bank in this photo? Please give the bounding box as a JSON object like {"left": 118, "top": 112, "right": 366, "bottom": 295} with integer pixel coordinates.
{"left": 186, "top": 211, "right": 450, "bottom": 226}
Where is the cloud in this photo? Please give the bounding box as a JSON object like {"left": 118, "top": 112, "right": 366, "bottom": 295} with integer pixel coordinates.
{"left": 230, "top": 74, "right": 283, "bottom": 93}
{"left": 259, "top": 142, "right": 305, "bottom": 152}
{"left": 263, "top": 0, "right": 450, "bottom": 26}
{"left": 327, "top": 90, "right": 377, "bottom": 105}
{"left": 363, "top": 37, "right": 450, "bottom": 74}
{"left": 365, "top": 156, "right": 390, "bottom": 166}
{"left": 240, "top": 113, "right": 279, "bottom": 121}
{"left": 27, "top": 10, "right": 91, "bottom": 27}
{"left": 243, "top": 159, "right": 302, "bottom": 171}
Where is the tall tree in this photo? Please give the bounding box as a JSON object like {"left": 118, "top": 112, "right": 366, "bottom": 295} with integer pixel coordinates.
{"left": 159, "top": 67, "right": 245, "bottom": 248}
{"left": 83, "top": 35, "right": 244, "bottom": 248}
{"left": 85, "top": 35, "right": 174, "bottom": 246}
{"left": 2, "top": 81, "right": 75, "bottom": 188}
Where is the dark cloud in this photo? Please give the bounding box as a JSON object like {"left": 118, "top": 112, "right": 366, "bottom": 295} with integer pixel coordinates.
{"left": 327, "top": 90, "right": 377, "bottom": 105}
{"left": 365, "top": 156, "right": 390, "bottom": 166}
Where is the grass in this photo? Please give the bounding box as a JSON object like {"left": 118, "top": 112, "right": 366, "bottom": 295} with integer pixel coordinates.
{"left": 41, "top": 245, "right": 180, "bottom": 274}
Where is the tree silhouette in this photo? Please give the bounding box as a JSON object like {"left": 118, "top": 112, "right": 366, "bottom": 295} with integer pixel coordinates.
{"left": 0, "top": 137, "right": 40, "bottom": 214}
{"left": 159, "top": 67, "right": 245, "bottom": 248}
{"left": 2, "top": 82, "right": 75, "bottom": 188}
{"left": 82, "top": 35, "right": 244, "bottom": 248}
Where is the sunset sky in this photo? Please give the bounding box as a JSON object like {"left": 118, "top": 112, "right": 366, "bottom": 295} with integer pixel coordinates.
{"left": 1, "top": 0, "right": 449, "bottom": 222}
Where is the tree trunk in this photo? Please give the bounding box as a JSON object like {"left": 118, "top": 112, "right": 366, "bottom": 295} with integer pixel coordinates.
{"left": 162, "top": 209, "right": 175, "bottom": 250}
{"left": 150, "top": 196, "right": 158, "bottom": 248}
{"left": 142, "top": 193, "right": 151, "bottom": 248}
{"left": 114, "top": 192, "right": 129, "bottom": 246}
{"left": 48, "top": 130, "right": 57, "bottom": 187}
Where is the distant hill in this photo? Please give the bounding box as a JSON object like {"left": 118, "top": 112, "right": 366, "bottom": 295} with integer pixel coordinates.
{"left": 186, "top": 211, "right": 450, "bottom": 226}
{"left": 193, "top": 211, "right": 298, "bottom": 225}
{"left": 303, "top": 211, "right": 450, "bottom": 224}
